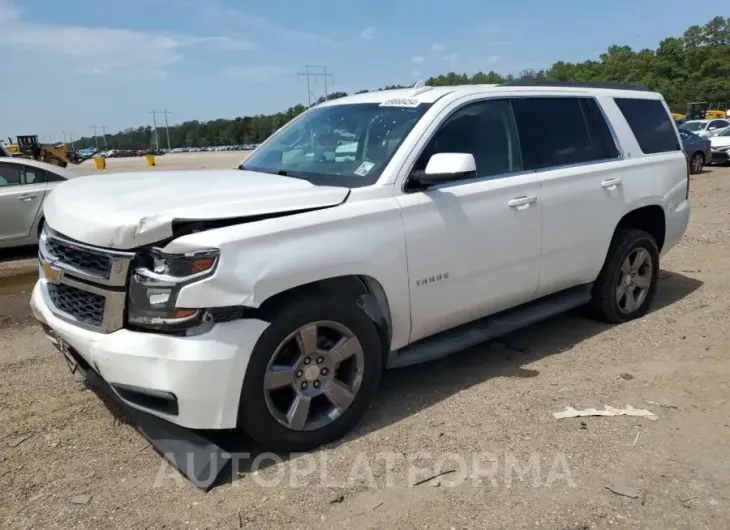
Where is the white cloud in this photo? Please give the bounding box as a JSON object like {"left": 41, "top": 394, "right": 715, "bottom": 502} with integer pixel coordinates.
{"left": 477, "top": 23, "right": 500, "bottom": 35}
{"left": 360, "top": 27, "right": 375, "bottom": 40}
{"left": 431, "top": 42, "right": 446, "bottom": 53}
{"left": 487, "top": 55, "right": 501, "bottom": 63}
{"left": 224, "top": 65, "right": 289, "bottom": 83}
{"left": 0, "top": 0, "right": 255, "bottom": 76}
{"left": 412, "top": 70, "right": 422, "bottom": 77}
{"left": 194, "top": 2, "right": 338, "bottom": 46}
{"left": 0, "top": 0, "right": 19, "bottom": 23}
{"left": 443, "top": 53, "right": 459, "bottom": 68}
{"left": 411, "top": 55, "right": 425, "bottom": 64}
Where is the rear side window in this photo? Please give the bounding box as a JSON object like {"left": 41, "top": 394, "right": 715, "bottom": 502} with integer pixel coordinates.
{"left": 511, "top": 97, "right": 612, "bottom": 170}
{"left": 614, "top": 98, "right": 680, "bottom": 154}
{"left": 45, "top": 171, "right": 66, "bottom": 182}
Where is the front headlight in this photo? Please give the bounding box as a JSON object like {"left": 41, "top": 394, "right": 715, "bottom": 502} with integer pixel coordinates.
{"left": 128, "top": 248, "right": 219, "bottom": 333}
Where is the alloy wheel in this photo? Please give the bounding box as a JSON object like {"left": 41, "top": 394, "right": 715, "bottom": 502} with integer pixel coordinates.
{"left": 616, "top": 247, "right": 653, "bottom": 314}
{"left": 263, "top": 321, "right": 365, "bottom": 432}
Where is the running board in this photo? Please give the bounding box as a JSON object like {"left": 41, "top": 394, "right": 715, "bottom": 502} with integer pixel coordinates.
{"left": 388, "top": 284, "right": 593, "bottom": 369}
{"left": 84, "top": 369, "right": 232, "bottom": 491}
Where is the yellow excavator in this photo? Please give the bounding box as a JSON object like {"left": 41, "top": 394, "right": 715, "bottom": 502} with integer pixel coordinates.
{"left": 4, "top": 135, "right": 85, "bottom": 167}
{"left": 685, "top": 102, "right": 728, "bottom": 121}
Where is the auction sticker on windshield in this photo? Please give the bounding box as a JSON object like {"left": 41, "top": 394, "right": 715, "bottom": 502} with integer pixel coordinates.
{"left": 379, "top": 97, "right": 420, "bottom": 107}
{"left": 354, "top": 161, "right": 375, "bottom": 176}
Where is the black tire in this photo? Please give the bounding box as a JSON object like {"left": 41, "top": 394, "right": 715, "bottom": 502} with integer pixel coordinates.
{"left": 689, "top": 152, "right": 704, "bottom": 174}
{"left": 238, "top": 295, "right": 383, "bottom": 452}
{"left": 589, "top": 228, "right": 659, "bottom": 323}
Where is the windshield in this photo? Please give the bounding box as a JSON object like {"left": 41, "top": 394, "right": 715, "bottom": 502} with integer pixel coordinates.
{"left": 240, "top": 103, "right": 431, "bottom": 187}
{"left": 720, "top": 128, "right": 730, "bottom": 137}
{"left": 680, "top": 121, "right": 705, "bottom": 132}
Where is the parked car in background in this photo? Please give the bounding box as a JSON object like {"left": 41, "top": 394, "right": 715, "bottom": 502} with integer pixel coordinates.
{"left": 709, "top": 128, "right": 730, "bottom": 165}
{"left": 678, "top": 129, "right": 711, "bottom": 174}
{"left": 680, "top": 118, "right": 730, "bottom": 138}
{"left": 0, "top": 158, "right": 78, "bottom": 249}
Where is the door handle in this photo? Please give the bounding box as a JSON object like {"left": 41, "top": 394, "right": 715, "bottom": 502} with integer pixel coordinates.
{"left": 18, "top": 194, "right": 37, "bottom": 201}
{"left": 601, "top": 178, "right": 622, "bottom": 190}
{"left": 508, "top": 196, "right": 537, "bottom": 210}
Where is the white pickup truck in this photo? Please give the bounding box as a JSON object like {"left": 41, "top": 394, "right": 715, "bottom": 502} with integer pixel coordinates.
{"left": 31, "top": 81, "right": 690, "bottom": 454}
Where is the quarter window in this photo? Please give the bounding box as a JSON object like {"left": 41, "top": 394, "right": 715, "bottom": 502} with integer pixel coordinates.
{"left": 614, "top": 98, "right": 680, "bottom": 154}
{"left": 511, "top": 97, "right": 603, "bottom": 170}
{"left": 413, "top": 99, "right": 522, "bottom": 180}
{"left": 21, "top": 167, "right": 47, "bottom": 184}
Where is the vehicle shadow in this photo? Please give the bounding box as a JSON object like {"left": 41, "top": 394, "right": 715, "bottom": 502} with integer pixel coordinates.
{"left": 86, "top": 270, "right": 703, "bottom": 490}
{"left": 0, "top": 245, "right": 36, "bottom": 263}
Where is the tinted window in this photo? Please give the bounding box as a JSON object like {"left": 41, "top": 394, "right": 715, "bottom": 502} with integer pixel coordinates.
{"left": 0, "top": 164, "right": 20, "bottom": 187}
{"left": 614, "top": 98, "right": 680, "bottom": 154}
{"left": 413, "top": 99, "right": 522, "bottom": 179}
{"left": 511, "top": 97, "right": 601, "bottom": 170}
{"left": 21, "top": 167, "right": 47, "bottom": 184}
{"left": 45, "top": 171, "right": 66, "bottom": 182}
{"left": 709, "top": 120, "right": 729, "bottom": 129}
{"left": 581, "top": 98, "right": 620, "bottom": 159}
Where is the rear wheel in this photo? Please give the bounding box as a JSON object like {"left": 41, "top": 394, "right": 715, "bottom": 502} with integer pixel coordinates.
{"left": 589, "top": 228, "right": 659, "bottom": 323}
{"left": 238, "top": 295, "right": 382, "bottom": 451}
{"left": 690, "top": 152, "right": 704, "bottom": 174}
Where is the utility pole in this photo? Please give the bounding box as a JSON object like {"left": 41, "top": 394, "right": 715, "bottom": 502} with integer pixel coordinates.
{"left": 297, "top": 65, "right": 334, "bottom": 106}
{"left": 154, "top": 109, "right": 172, "bottom": 150}
{"left": 149, "top": 110, "right": 160, "bottom": 151}
{"left": 91, "top": 125, "right": 99, "bottom": 149}
{"left": 100, "top": 125, "right": 108, "bottom": 147}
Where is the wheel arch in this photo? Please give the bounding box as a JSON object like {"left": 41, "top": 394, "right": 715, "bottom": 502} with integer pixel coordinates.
{"left": 613, "top": 204, "right": 666, "bottom": 253}
{"left": 257, "top": 275, "right": 394, "bottom": 365}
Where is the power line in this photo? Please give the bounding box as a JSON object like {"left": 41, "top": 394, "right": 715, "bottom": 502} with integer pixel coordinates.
{"left": 296, "top": 65, "right": 334, "bottom": 107}
{"left": 91, "top": 125, "right": 99, "bottom": 149}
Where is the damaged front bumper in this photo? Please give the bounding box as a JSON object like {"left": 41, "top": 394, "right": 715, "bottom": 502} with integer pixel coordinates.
{"left": 30, "top": 280, "right": 270, "bottom": 489}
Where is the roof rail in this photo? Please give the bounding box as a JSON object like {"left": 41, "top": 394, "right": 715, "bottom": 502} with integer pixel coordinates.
{"left": 499, "top": 79, "right": 650, "bottom": 91}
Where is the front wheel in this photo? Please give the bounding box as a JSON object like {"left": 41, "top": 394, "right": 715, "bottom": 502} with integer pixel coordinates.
{"left": 238, "top": 296, "right": 383, "bottom": 451}
{"left": 589, "top": 228, "right": 659, "bottom": 323}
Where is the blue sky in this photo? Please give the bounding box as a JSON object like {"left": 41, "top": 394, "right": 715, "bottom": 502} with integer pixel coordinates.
{"left": 0, "top": 0, "right": 723, "bottom": 141}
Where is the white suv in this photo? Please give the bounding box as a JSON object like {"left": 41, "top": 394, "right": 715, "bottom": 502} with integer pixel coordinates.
{"left": 31, "top": 81, "right": 690, "bottom": 455}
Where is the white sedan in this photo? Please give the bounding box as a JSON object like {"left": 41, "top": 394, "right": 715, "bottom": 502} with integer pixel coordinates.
{"left": 0, "top": 157, "right": 79, "bottom": 249}
{"left": 680, "top": 118, "right": 730, "bottom": 138}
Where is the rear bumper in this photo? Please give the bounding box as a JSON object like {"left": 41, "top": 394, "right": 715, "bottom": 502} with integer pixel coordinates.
{"left": 31, "top": 280, "right": 270, "bottom": 430}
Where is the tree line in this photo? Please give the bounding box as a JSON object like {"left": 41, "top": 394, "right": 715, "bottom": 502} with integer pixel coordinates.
{"left": 71, "top": 16, "right": 730, "bottom": 151}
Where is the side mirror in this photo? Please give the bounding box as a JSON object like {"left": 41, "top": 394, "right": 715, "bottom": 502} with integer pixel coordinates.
{"left": 411, "top": 153, "right": 477, "bottom": 187}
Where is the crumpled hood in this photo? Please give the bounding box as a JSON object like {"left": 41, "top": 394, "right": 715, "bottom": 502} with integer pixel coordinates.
{"left": 43, "top": 169, "right": 349, "bottom": 249}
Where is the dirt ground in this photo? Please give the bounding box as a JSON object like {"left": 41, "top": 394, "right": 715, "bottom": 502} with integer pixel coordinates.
{"left": 1, "top": 158, "right": 729, "bottom": 529}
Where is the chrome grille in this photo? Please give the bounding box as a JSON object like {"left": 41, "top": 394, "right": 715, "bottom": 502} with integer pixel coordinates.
{"left": 39, "top": 227, "right": 134, "bottom": 333}
{"left": 45, "top": 237, "right": 112, "bottom": 278}
{"left": 47, "top": 284, "right": 105, "bottom": 327}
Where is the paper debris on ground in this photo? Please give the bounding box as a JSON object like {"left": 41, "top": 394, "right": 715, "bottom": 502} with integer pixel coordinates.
{"left": 553, "top": 405, "right": 658, "bottom": 421}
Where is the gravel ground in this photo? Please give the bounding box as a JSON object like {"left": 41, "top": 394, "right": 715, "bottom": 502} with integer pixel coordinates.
{"left": 1, "top": 160, "right": 729, "bottom": 529}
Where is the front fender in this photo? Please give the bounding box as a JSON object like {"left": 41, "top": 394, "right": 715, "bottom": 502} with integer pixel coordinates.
{"left": 171, "top": 198, "right": 412, "bottom": 349}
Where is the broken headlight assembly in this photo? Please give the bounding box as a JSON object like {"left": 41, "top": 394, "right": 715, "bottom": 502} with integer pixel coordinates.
{"left": 128, "top": 248, "right": 220, "bottom": 334}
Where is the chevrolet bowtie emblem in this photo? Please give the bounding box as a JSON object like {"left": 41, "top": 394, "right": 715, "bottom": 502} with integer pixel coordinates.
{"left": 41, "top": 260, "right": 63, "bottom": 284}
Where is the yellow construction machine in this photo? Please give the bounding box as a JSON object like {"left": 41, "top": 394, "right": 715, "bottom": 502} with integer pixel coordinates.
{"left": 4, "top": 135, "right": 85, "bottom": 167}
{"left": 685, "top": 102, "right": 728, "bottom": 121}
